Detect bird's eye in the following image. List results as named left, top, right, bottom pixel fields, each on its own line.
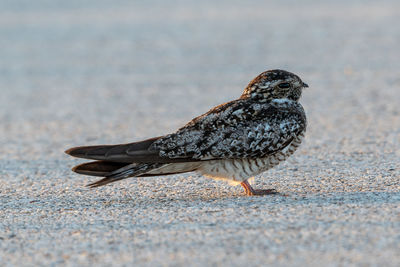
left=278, top=83, right=291, bottom=89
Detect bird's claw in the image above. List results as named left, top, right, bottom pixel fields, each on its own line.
left=249, top=189, right=278, bottom=196
left=241, top=180, right=279, bottom=196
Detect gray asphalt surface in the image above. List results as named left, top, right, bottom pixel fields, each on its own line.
left=1, top=0, right=399, bottom=266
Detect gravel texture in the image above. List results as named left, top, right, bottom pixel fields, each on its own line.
left=1, top=0, right=399, bottom=266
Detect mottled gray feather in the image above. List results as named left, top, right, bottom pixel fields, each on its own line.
left=151, top=98, right=306, bottom=160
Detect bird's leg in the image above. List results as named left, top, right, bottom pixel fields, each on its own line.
left=240, top=180, right=277, bottom=196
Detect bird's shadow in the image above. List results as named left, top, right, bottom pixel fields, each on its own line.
left=62, top=189, right=400, bottom=211
left=7, top=189, right=398, bottom=218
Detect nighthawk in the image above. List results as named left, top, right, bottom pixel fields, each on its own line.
left=65, top=69, right=308, bottom=196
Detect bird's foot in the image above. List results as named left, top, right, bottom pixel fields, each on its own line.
left=250, top=189, right=278, bottom=196
left=241, top=180, right=278, bottom=196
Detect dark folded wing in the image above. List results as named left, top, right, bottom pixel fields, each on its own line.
left=66, top=99, right=306, bottom=164
left=65, top=137, right=160, bottom=162
left=65, top=136, right=203, bottom=163
left=151, top=99, right=306, bottom=160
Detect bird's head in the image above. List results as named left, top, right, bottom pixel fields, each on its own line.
left=241, top=69, right=308, bottom=102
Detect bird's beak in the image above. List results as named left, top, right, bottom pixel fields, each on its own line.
left=302, top=82, right=309, bottom=88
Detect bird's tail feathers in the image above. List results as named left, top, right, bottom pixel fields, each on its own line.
left=72, top=161, right=130, bottom=177
left=72, top=160, right=203, bottom=188
left=87, top=162, right=164, bottom=188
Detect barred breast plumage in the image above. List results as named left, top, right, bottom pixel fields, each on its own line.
left=198, top=132, right=305, bottom=183
left=65, top=69, right=308, bottom=196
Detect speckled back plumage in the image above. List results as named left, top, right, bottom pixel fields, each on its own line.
left=151, top=99, right=306, bottom=160
left=66, top=69, right=308, bottom=193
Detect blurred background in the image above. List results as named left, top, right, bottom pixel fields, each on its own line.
left=0, top=0, right=399, bottom=266
left=1, top=0, right=399, bottom=156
